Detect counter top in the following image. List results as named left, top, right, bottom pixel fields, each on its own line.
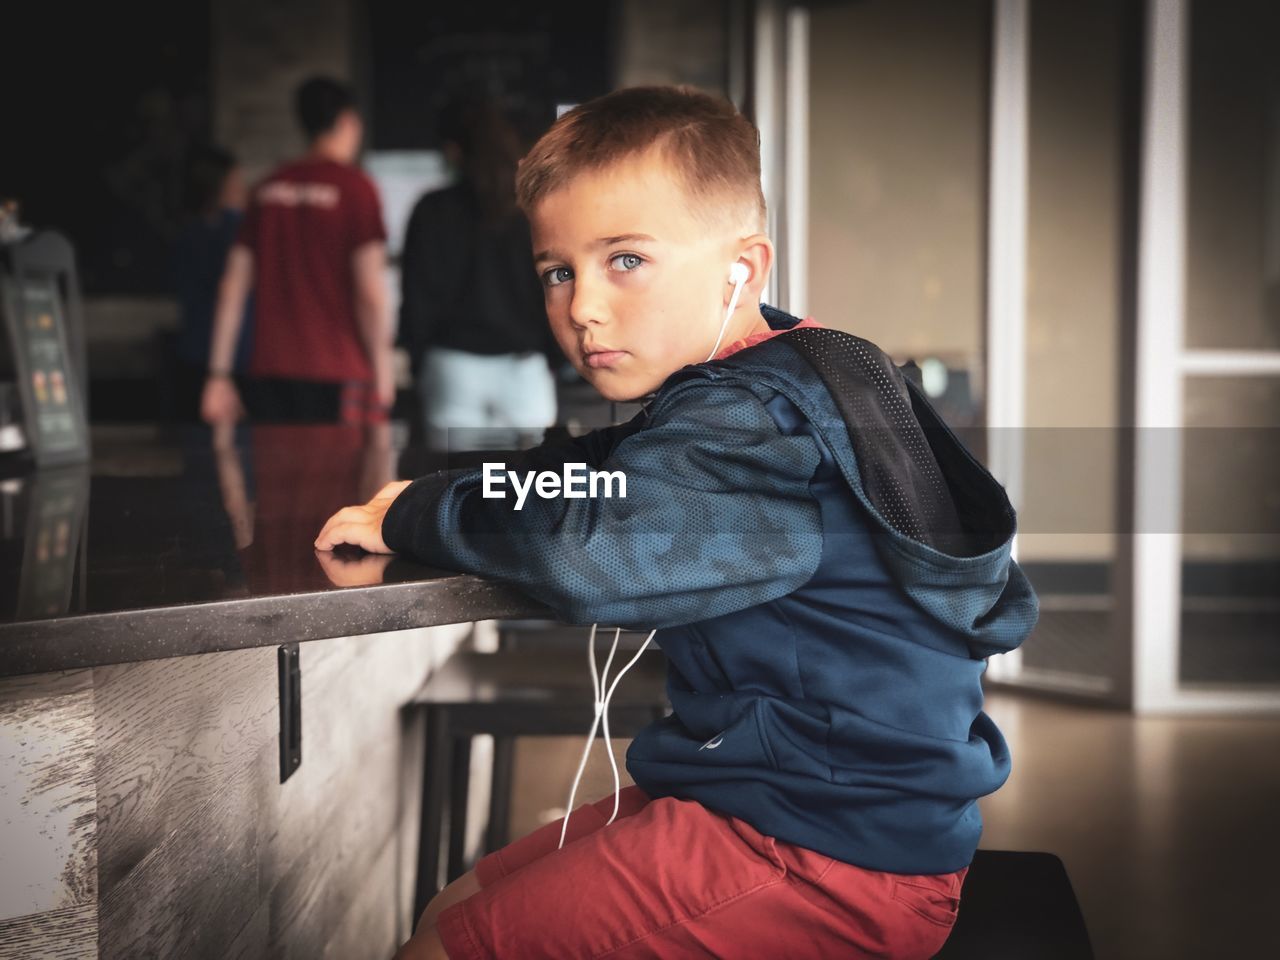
left=0, top=423, right=548, bottom=678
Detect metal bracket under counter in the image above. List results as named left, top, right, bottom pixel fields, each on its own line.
left=278, top=643, right=301, bottom=782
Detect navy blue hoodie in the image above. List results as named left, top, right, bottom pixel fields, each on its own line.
left=383, top=306, right=1039, bottom=875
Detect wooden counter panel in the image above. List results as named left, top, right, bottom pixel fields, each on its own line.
left=1, top=622, right=469, bottom=959
left=0, top=903, right=97, bottom=960
left=0, top=671, right=97, bottom=959
left=93, top=647, right=278, bottom=895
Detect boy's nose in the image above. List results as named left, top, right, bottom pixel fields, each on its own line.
left=568, top=280, right=610, bottom=329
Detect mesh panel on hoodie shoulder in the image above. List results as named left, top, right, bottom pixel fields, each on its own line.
left=778, top=327, right=984, bottom=557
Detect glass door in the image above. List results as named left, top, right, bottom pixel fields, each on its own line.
left=984, top=0, right=1139, bottom=704
left=1133, top=0, right=1280, bottom=712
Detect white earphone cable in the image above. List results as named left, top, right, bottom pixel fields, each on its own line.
left=558, top=624, right=657, bottom=849
left=705, top=267, right=748, bottom=363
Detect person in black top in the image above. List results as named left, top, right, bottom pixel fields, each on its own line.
left=398, top=97, right=559, bottom=447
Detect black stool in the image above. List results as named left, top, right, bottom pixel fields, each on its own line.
left=411, top=646, right=669, bottom=918
left=497, top=619, right=655, bottom=653
left=935, top=850, right=1093, bottom=959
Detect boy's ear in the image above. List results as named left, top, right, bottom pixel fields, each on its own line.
left=731, top=234, right=774, bottom=301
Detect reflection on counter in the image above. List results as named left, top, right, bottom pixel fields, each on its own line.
left=0, top=423, right=464, bottom=626
left=315, top=548, right=394, bottom=588
left=2, top=466, right=89, bottom=619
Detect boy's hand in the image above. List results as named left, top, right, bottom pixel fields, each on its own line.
left=314, top=480, right=413, bottom=553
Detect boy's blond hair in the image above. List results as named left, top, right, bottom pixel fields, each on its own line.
left=516, top=86, right=767, bottom=233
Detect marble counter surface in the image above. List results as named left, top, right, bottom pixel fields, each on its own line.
left=0, top=423, right=547, bottom=677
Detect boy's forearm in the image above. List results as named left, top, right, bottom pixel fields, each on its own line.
left=208, top=245, right=253, bottom=374
left=383, top=416, right=645, bottom=545
left=382, top=464, right=821, bottom=629
left=381, top=386, right=824, bottom=629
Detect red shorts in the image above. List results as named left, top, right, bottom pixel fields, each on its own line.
left=437, top=786, right=966, bottom=960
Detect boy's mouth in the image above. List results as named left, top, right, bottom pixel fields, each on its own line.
left=584, top=349, right=628, bottom=369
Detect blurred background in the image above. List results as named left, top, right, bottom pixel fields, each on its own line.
left=1, top=1, right=1278, bottom=956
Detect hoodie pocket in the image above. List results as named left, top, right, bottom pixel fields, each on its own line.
left=633, top=696, right=776, bottom=772
left=691, top=699, right=777, bottom=769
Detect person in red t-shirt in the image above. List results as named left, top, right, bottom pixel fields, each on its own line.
left=201, top=76, right=392, bottom=425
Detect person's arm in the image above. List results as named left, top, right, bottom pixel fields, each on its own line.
left=375, top=383, right=824, bottom=629
left=352, top=240, right=394, bottom=409
left=200, top=244, right=253, bottom=423
left=211, top=420, right=254, bottom=548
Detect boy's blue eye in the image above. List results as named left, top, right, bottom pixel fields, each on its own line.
left=611, top=253, right=643, bottom=272
left=544, top=266, right=573, bottom=287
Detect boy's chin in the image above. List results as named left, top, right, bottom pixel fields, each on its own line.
left=593, top=384, right=642, bottom=403
left=587, top=372, right=660, bottom=404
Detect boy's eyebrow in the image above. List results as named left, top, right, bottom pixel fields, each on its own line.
left=533, top=233, right=658, bottom=264
left=597, top=233, right=657, bottom=246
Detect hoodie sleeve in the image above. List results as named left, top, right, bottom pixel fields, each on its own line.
left=381, top=382, right=824, bottom=628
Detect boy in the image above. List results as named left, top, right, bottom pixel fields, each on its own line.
left=316, top=86, right=1038, bottom=960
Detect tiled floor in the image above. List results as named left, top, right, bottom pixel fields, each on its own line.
left=510, top=691, right=1280, bottom=959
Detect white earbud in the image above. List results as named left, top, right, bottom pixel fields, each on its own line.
left=705, top=261, right=750, bottom=362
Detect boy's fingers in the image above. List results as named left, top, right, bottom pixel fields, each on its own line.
left=316, top=505, right=363, bottom=548
left=316, top=519, right=390, bottom=554
left=315, top=494, right=398, bottom=551
left=316, top=521, right=360, bottom=551
left=315, top=515, right=359, bottom=550
left=314, top=513, right=341, bottom=549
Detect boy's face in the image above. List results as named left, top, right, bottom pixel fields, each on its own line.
left=530, top=148, right=742, bottom=402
